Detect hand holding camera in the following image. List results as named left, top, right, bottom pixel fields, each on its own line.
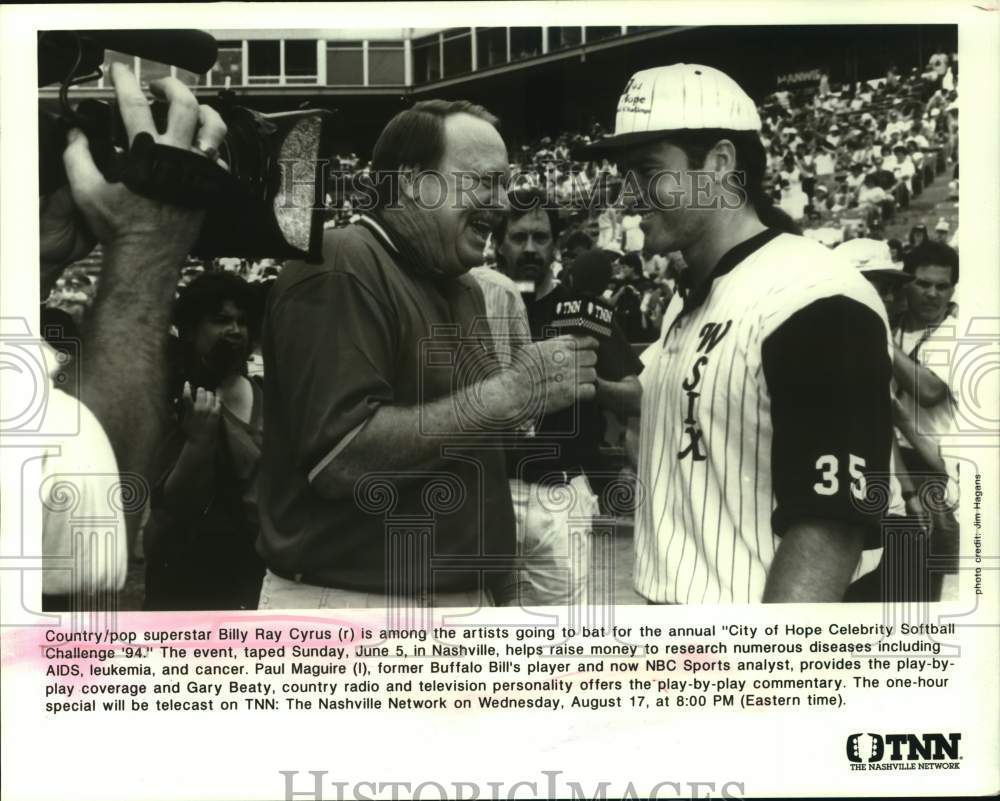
left=59, top=63, right=225, bottom=261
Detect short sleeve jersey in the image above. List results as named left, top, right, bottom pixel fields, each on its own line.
left=634, top=230, right=893, bottom=604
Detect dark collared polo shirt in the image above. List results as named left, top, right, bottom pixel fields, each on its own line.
left=257, top=215, right=515, bottom=595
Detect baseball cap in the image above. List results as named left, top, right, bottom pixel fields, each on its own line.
left=579, top=64, right=761, bottom=157
left=935, top=217, right=950, bottom=232
left=836, top=238, right=912, bottom=281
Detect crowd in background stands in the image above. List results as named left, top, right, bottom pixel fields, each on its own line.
left=44, top=48, right=959, bottom=348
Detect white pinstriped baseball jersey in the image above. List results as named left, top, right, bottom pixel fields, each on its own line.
left=634, top=231, right=890, bottom=604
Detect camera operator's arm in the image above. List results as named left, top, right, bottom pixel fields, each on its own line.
left=61, top=65, right=225, bottom=484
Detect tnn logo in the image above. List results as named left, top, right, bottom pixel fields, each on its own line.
left=846, top=733, right=961, bottom=763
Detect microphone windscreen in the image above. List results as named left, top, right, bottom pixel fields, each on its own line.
left=547, top=293, right=615, bottom=339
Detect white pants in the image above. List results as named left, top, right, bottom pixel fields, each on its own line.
left=502, top=474, right=597, bottom=606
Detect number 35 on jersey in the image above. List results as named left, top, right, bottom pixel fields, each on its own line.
left=813, top=454, right=867, bottom=499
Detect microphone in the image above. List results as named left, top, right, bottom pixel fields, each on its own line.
left=90, top=30, right=219, bottom=75
left=38, top=29, right=218, bottom=87
left=546, top=293, right=615, bottom=339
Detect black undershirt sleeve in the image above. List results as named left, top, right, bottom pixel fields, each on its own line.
left=762, top=295, right=892, bottom=544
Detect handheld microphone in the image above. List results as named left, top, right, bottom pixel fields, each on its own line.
left=546, top=293, right=615, bottom=339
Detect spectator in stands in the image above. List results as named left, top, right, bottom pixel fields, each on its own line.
left=893, top=239, right=961, bottom=582
left=863, top=168, right=897, bottom=227
left=886, top=143, right=914, bottom=206
left=144, top=272, right=265, bottom=610
left=928, top=46, right=950, bottom=89
left=639, top=241, right=668, bottom=279
left=562, top=230, right=594, bottom=270
left=907, top=223, right=928, bottom=252
left=892, top=242, right=959, bottom=496
left=827, top=123, right=842, bottom=147
left=934, top=218, right=951, bottom=242
left=595, top=205, right=622, bottom=251
left=609, top=252, right=650, bottom=342
left=814, top=140, right=836, bottom=181
left=621, top=209, right=644, bottom=253
left=779, top=152, right=800, bottom=185
left=846, top=162, right=866, bottom=197
left=778, top=177, right=809, bottom=222
left=838, top=237, right=913, bottom=320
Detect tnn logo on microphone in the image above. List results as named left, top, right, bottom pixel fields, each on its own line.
left=846, top=733, right=961, bottom=770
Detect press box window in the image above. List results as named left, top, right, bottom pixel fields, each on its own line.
left=475, top=28, right=507, bottom=68
left=510, top=28, right=542, bottom=61
left=368, top=42, right=404, bottom=85
left=412, top=34, right=441, bottom=84
left=211, top=41, right=243, bottom=87
left=327, top=43, right=363, bottom=85
left=585, top=27, right=621, bottom=43
left=248, top=40, right=280, bottom=85
left=548, top=27, right=582, bottom=52
left=442, top=29, right=472, bottom=77
left=285, top=40, right=318, bottom=84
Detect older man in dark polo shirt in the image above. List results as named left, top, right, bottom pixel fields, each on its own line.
left=258, top=100, right=598, bottom=609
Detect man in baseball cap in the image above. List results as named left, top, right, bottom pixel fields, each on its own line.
left=598, top=64, right=894, bottom=604
left=837, top=237, right=913, bottom=317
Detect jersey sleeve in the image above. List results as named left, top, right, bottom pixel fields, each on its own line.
left=761, top=295, right=892, bottom=542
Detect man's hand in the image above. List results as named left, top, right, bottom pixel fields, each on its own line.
left=505, top=334, right=599, bottom=419
left=39, top=186, right=97, bottom=285
left=180, top=382, right=221, bottom=447
left=62, top=63, right=226, bottom=257
left=310, top=334, right=600, bottom=501
left=596, top=375, right=642, bottom=419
